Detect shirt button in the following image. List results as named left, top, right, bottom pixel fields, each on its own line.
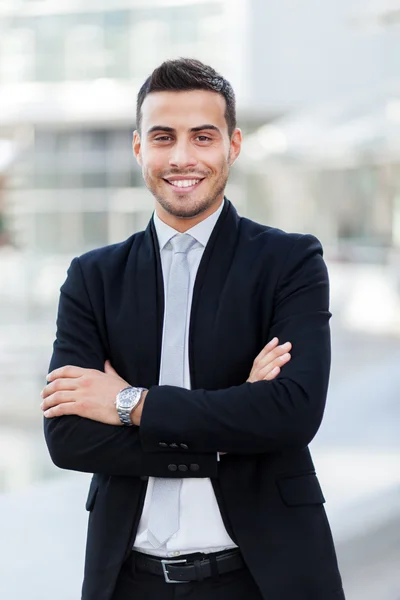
left=169, top=443, right=178, bottom=449
left=178, top=464, right=188, bottom=472
left=159, top=442, right=168, bottom=448
left=168, top=464, right=177, bottom=472
left=172, top=551, right=180, bottom=557
left=180, top=443, right=189, bottom=450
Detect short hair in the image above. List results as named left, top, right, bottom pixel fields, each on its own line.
left=136, top=58, right=236, bottom=137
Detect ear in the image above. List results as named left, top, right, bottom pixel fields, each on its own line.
left=228, top=128, right=242, bottom=166
left=133, top=130, right=142, bottom=166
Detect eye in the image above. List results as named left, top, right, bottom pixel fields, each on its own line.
left=154, top=135, right=173, bottom=142
left=196, top=135, right=212, bottom=142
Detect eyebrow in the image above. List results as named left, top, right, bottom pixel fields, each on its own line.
left=147, top=124, right=221, bottom=135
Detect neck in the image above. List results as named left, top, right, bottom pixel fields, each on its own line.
left=155, top=198, right=224, bottom=232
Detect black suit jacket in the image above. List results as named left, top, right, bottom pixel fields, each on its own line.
left=44, top=199, right=345, bottom=600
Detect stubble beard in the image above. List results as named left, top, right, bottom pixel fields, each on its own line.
left=144, top=161, right=230, bottom=220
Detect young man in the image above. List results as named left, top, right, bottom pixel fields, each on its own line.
left=42, top=59, right=345, bottom=600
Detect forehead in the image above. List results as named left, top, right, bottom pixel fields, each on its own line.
left=140, top=90, right=228, bottom=132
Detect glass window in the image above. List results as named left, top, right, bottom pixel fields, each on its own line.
left=104, top=11, right=130, bottom=79
left=0, top=27, right=36, bottom=83
left=64, top=14, right=106, bottom=81
left=82, top=211, right=108, bottom=249
left=35, top=16, right=66, bottom=81
left=106, top=171, right=132, bottom=188
left=33, top=212, right=82, bottom=253
left=35, top=131, right=57, bottom=154
left=33, top=171, right=59, bottom=189
left=82, top=130, right=108, bottom=152
left=81, top=172, right=107, bottom=188
left=131, top=20, right=170, bottom=78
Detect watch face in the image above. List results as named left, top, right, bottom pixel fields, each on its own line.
left=120, top=397, right=132, bottom=408
left=119, top=388, right=133, bottom=408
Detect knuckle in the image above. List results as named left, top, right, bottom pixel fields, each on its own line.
left=53, top=405, right=63, bottom=416
left=54, top=391, right=66, bottom=403
left=81, top=376, right=92, bottom=388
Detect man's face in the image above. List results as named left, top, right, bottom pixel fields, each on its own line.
left=133, top=90, right=242, bottom=229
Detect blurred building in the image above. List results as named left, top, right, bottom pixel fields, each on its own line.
left=1, top=0, right=400, bottom=254
left=0, top=0, right=250, bottom=255
left=241, top=87, right=400, bottom=264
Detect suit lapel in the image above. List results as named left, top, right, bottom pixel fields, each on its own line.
left=189, top=199, right=240, bottom=390
left=133, top=218, right=164, bottom=388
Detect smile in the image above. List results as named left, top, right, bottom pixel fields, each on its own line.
left=164, top=178, right=204, bottom=192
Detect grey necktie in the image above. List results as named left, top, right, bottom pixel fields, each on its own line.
left=147, top=233, right=197, bottom=549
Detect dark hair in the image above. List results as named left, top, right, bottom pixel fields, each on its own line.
left=136, top=58, right=236, bottom=137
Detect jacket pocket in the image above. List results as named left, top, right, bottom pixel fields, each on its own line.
left=85, top=476, right=99, bottom=512
left=277, top=472, right=325, bottom=506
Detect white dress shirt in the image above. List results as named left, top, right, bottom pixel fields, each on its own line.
left=133, top=200, right=237, bottom=557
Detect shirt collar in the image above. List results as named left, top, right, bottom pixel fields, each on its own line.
left=153, top=199, right=224, bottom=251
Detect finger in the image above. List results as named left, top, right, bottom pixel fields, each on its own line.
left=41, top=378, right=79, bottom=399
left=256, top=342, right=292, bottom=370
left=41, top=391, right=76, bottom=411
left=47, top=365, right=88, bottom=382
left=258, top=340, right=292, bottom=364
left=253, top=337, right=279, bottom=363
left=264, top=366, right=280, bottom=381
left=104, top=360, right=118, bottom=375
left=44, top=402, right=79, bottom=419
left=259, top=353, right=291, bottom=379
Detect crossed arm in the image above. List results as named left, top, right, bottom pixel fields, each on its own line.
left=42, top=234, right=331, bottom=476
left=41, top=338, right=291, bottom=426
left=41, top=340, right=291, bottom=474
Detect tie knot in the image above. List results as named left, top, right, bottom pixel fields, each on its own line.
left=170, top=233, right=197, bottom=255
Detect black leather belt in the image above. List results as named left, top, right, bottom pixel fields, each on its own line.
left=132, top=549, right=244, bottom=583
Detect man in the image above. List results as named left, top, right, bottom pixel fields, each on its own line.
left=42, top=58, right=345, bottom=600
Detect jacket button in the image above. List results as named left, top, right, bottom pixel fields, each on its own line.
left=180, top=443, right=189, bottom=450
left=169, top=443, right=178, bottom=449
left=190, top=464, right=200, bottom=472
left=178, top=464, right=188, bottom=472
left=168, top=464, right=178, bottom=472
left=159, top=442, right=168, bottom=448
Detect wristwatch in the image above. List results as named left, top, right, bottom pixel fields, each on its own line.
left=115, top=387, right=147, bottom=426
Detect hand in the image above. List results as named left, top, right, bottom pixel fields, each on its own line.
left=40, top=360, right=129, bottom=425
left=220, top=338, right=291, bottom=456
left=247, top=337, right=292, bottom=383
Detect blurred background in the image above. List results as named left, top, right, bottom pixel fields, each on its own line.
left=0, top=0, right=399, bottom=598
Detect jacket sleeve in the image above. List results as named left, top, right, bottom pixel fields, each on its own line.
left=43, top=257, right=218, bottom=478
left=140, top=234, right=331, bottom=455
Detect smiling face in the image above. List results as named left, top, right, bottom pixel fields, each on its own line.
left=133, top=90, right=242, bottom=231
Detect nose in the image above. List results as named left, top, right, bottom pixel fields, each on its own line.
left=168, top=139, right=198, bottom=169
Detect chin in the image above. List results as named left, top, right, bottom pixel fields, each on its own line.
left=155, top=192, right=215, bottom=220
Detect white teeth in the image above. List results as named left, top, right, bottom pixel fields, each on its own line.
left=169, top=179, right=200, bottom=188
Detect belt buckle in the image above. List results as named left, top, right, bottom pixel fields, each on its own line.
left=161, top=558, right=189, bottom=584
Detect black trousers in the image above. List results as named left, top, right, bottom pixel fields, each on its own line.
left=112, top=552, right=263, bottom=600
